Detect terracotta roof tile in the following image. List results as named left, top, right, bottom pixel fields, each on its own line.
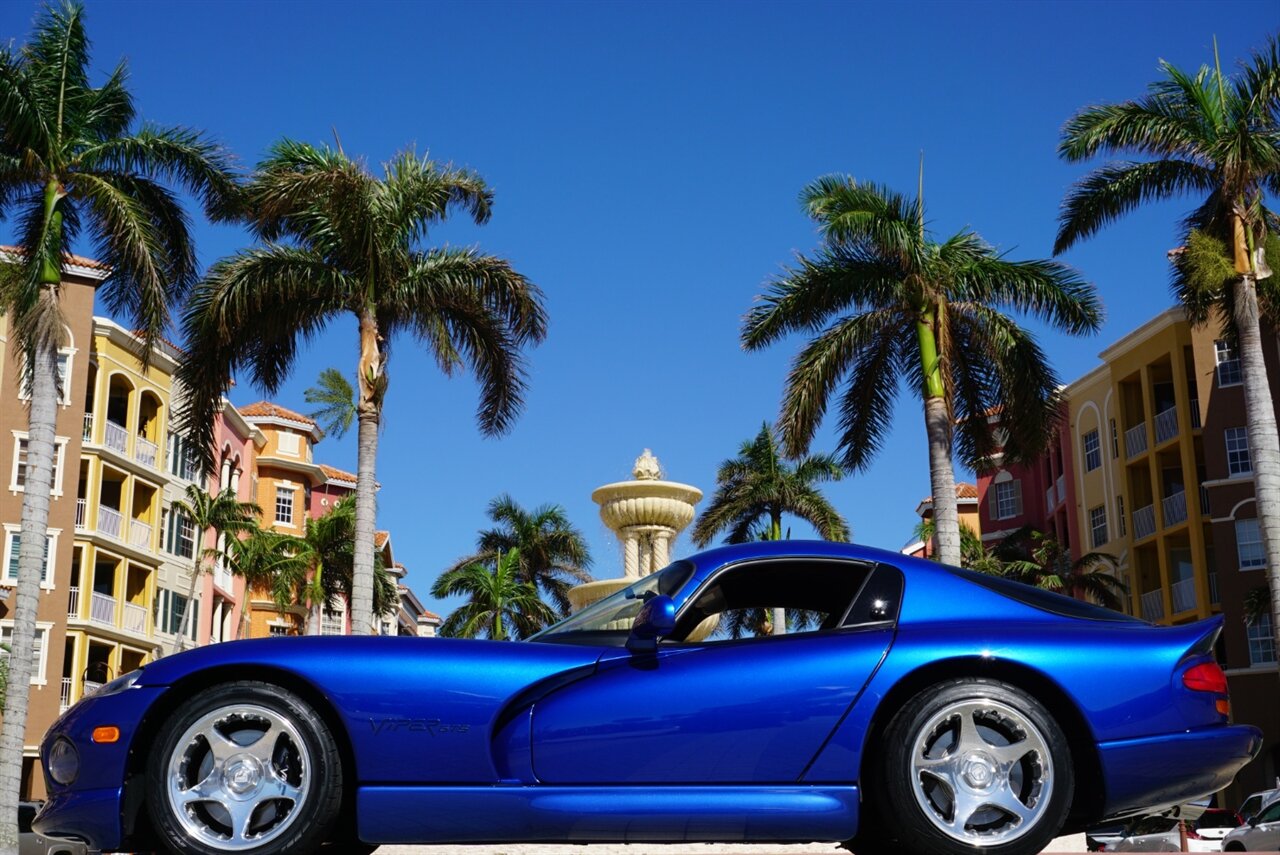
left=239, top=401, right=318, bottom=427
left=374, top=530, right=390, bottom=548
left=919, top=482, right=979, bottom=504
left=319, top=463, right=357, bottom=483
left=0, top=245, right=110, bottom=272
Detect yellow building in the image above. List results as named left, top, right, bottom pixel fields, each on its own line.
left=64, top=319, right=196, bottom=707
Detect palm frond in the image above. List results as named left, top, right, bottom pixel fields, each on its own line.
left=304, top=367, right=356, bottom=439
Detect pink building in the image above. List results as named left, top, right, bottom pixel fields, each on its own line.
left=197, top=400, right=264, bottom=645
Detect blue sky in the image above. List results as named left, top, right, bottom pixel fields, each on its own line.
left=1, top=0, right=1270, bottom=617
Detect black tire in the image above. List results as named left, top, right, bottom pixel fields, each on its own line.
left=147, top=680, right=344, bottom=855
left=866, top=677, right=1074, bottom=855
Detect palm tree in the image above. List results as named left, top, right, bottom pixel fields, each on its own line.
left=0, top=3, right=233, bottom=836
left=994, top=528, right=1128, bottom=611
left=222, top=528, right=311, bottom=635
left=298, top=496, right=398, bottom=634
left=432, top=548, right=556, bottom=640
left=179, top=141, right=546, bottom=637
left=447, top=495, right=592, bottom=618
left=304, top=368, right=356, bottom=439
left=169, top=484, right=260, bottom=650
left=743, top=175, right=1102, bottom=567
left=912, top=518, right=1007, bottom=576
left=692, top=422, right=850, bottom=635
left=1056, top=37, right=1280, bottom=670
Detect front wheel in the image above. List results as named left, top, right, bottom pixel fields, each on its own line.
left=870, top=678, right=1074, bottom=855
left=147, top=680, right=344, bottom=855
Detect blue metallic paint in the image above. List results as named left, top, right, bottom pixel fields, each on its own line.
left=33, top=541, right=1262, bottom=852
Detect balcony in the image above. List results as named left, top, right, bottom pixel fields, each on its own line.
left=1162, top=490, right=1188, bottom=528
left=1199, top=485, right=1211, bottom=517
left=97, top=506, right=123, bottom=539
left=1125, top=422, right=1148, bottom=458
left=1154, top=406, right=1179, bottom=444
left=103, top=420, right=128, bottom=454
left=82, top=413, right=93, bottom=441
left=213, top=559, right=233, bottom=593
left=1141, top=589, right=1165, bottom=622
left=134, top=436, right=158, bottom=468
left=74, top=498, right=87, bottom=531
left=67, top=585, right=80, bottom=618
left=59, top=677, right=71, bottom=713
left=1171, top=577, right=1197, bottom=613
left=1056, top=474, right=1065, bottom=505
left=1190, top=398, right=1201, bottom=430
left=129, top=519, right=152, bottom=550
left=122, top=601, right=147, bottom=634
left=1045, top=485, right=1056, bottom=511
left=89, top=591, right=116, bottom=625
left=1133, top=504, right=1157, bottom=540
left=1209, top=572, right=1220, bottom=605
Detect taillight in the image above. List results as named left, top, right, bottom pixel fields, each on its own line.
left=1183, top=661, right=1228, bottom=694
left=1186, top=825, right=1201, bottom=839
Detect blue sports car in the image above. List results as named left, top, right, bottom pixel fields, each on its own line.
left=35, top=541, right=1260, bottom=855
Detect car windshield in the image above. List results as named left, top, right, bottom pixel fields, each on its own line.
left=530, top=561, right=694, bottom=643
left=1196, top=811, right=1240, bottom=830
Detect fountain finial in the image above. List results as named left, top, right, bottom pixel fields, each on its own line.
left=632, top=448, right=662, bottom=481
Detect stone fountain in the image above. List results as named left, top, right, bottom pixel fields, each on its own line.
left=567, top=450, right=703, bottom=613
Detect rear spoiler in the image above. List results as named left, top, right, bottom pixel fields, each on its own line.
left=1165, top=615, right=1224, bottom=661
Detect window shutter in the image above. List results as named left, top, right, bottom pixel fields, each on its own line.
left=1011, top=480, right=1023, bottom=516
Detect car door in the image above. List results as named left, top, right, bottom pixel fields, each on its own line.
left=1251, top=801, right=1280, bottom=850
left=530, top=559, right=900, bottom=784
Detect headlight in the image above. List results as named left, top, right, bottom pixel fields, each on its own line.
left=47, top=738, right=78, bottom=786
left=90, top=669, right=143, bottom=698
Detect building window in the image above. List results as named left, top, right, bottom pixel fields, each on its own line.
left=1109, top=419, right=1119, bottom=459
left=268, top=623, right=290, bottom=637
left=3, top=528, right=54, bottom=585
left=277, top=432, right=300, bottom=456
left=0, top=623, right=49, bottom=684
left=1089, top=505, right=1108, bottom=548
left=155, top=589, right=197, bottom=641
left=1236, top=518, right=1266, bottom=569
left=164, top=509, right=197, bottom=560
left=321, top=609, right=344, bottom=636
left=992, top=479, right=1022, bottom=520
left=10, top=435, right=67, bottom=495
left=167, top=432, right=201, bottom=482
left=1226, top=427, right=1252, bottom=476
left=274, top=486, right=294, bottom=525
left=19, top=351, right=72, bottom=405
left=1215, top=340, right=1243, bottom=386
left=1117, top=495, right=1126, bottom=537
left=1082, top=430, right=1101, bottom=471
left=1248, top=614, right=1276, bottom=667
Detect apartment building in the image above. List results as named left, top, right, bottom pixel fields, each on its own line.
left=0, top=251, right=107, bottom=797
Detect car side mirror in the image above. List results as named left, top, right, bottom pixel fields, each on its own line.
left=627, top=594, right=676, bottom=653
left=1248, top=816, right=1259, bottom=827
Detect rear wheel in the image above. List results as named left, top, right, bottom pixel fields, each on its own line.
left=147, top=681, right=343, bottom=855
left=867, top=678, right=1073, bottom=855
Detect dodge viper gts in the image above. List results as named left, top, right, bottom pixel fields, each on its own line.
left=34, top=541, right=1260, bottom=855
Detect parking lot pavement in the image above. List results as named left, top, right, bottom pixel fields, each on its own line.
left=374, top=833, right=1091, bottom=853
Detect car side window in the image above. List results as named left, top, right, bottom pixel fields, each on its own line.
left=1241, top=797, right=1261, bottom=819
left=669, top=558, right=873, bottom=643
left=1259, top=802, right=1280, bottom=823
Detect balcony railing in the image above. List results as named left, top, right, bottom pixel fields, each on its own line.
left=122, top=601, right=147, bottom=634
left=89, top=591, right=116, bottom=625
left=67, top=585, right=80, bottom=618
left=1200, top=485, right=1211, bottom=517
left=97, top=506, right=123, bottom=539
left=74, top=498, right=87, bottom=531
left=135, top=436, right=158, bottom=468
left=103, top=419, right=128, bottom=454
left=1171, top=577, right=1198, bottom=614
left=1162, top=490, right=1188, bottom=528
left=1190, top=398, right=1201, bottom=429
left=1154, top=406, right=1179, bottom=444
left=1045, top=485, right=1056, bottom=511
left=1055, top=474, right=1065, bottom=504
left=213, top=559, right=233, bottom=593
left=59, top=677, right=72, bottom=712
left=129, top=519, right=152, bottom=550
left=1209, top=572, right=1220, bottom=605
left=1125, top=422, right=1148, bottom=458
left=82, top=413, right=93, bottom=441
left=1133, top=504, right=1157, bottom=540
left=1141, top=589, right=1165, bottom=622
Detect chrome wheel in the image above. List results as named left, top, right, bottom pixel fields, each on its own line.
left=909, top=697, right=1053, bottom=846
left=165, top=703, right=310, bottom=851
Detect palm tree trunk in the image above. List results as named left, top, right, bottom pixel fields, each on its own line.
left=350, top=311, right=382, bottom=636
left=174, top=546, right=203, bottom=653
left=918, top=307, right=960, bottom=567
left=1232, top=273, right=1280, bottom=685
left=0, top=336, right=59, bottom=849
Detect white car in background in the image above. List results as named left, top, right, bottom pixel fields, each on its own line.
left=1109, top=814, right=1223, bottom=852
left=1223, top=797, right=1280, bottom=851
